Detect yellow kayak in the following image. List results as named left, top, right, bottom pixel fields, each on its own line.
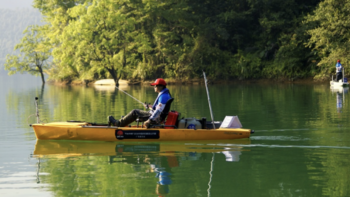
left=31, top=121, right=253, bottom=142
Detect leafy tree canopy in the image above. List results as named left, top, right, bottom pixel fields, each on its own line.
left=306, top=0, right=350, bottom=79
left=12, top=0, right=344, bottom=82
left=5, top=25, right=51, bottom=84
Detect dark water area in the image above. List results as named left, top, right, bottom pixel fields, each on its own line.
left=1, top=74, right=350, bottom=196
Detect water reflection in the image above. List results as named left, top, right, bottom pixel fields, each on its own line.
left=222, top=148, right=241, bottom=162
left=93, top=83, right=129, bottom=92
left=331, top=86, right=348, bottom=113
left=93, top=85, right=116, bottom=92
left=32, top=140, right=249, bottom=196
left=4, top=76, right=350, bottom=196
left=33, top=140, right=249, bottom=159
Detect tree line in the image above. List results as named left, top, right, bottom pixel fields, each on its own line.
left=4, top=0, right=348, bottom=84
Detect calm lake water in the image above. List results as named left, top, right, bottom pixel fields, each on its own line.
left=1, top=73, right=350, bottom=197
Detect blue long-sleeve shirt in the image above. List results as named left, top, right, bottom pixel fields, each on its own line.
left=336, top=62, right=342, bottom=73
left=149, top=88, right=171, bottom=121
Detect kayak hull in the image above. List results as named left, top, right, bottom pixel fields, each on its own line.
left=330, top=80, right=349, bottom=87
left=32, top=122, right=252, bottom=141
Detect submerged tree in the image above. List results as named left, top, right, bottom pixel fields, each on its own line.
left=4, top=25, right=51, bottom=84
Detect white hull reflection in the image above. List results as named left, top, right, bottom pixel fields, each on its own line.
left=330, top=86, right=349, bottom=93
left=93, top=79, right=129, bottom=92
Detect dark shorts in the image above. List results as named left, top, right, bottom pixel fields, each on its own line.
left=336, top=72, right=343, bottom=81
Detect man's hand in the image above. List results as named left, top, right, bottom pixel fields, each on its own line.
left=143, top=102, right=152, bottom=109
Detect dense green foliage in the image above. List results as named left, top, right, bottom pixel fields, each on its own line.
left=27, top=0, right=326, bottom=83
left=7, top=0, right=350, bottom=82
left=306, top=0, right=350, bottom=80
left=0, top=8, right=42, bottom=74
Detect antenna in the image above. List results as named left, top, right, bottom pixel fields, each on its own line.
left=203, top=71, right=215, bottom=129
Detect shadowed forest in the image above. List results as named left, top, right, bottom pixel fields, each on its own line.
left=3, top=0, right=349, bottom=84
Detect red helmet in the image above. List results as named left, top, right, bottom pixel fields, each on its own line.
left=337, top=60, right=340, bottom=62
left=150, top=78, right=166, bottom=86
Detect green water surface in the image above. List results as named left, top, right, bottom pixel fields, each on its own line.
left=1, top=74, right=350, bottom=197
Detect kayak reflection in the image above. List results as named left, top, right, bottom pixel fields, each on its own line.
left=33, top=139, right=250, bottom=160
left=32, top=140, right=250, bottom=196
left=331, top=86, right=348, bottom=114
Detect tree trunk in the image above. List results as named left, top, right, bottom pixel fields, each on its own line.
left=114, top=77, right=119, bottom=87
left=37, top=65, right=45, bottom=84
left=40, top=71, right=45, bottom=84
left=106, top=67, right=119, bottom=87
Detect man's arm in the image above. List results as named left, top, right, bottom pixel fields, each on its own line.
left=144, top=103, right=165, bottom=128
left=149, top=102, right=166, bottom=121
left=144, top=96, right=170, bottom=128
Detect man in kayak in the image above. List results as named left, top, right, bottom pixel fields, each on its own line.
left=108, top=78, right=172, bottom=128
left=335, top=59, right=343, bottom=82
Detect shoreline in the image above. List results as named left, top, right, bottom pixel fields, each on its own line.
left=47, top=77, right=329, bottom=86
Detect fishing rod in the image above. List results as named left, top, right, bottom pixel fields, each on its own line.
left=115, top=86, right=150, bottom=109
left=203, top=71, right=216, bottom=129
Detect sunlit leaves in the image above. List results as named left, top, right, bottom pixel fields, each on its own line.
left=24, top=0, right=327, bottom=82
left=306, top=0, right=350, bottom=79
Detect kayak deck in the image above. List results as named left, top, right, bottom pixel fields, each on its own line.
left=31, top=122, right=253, bottom=141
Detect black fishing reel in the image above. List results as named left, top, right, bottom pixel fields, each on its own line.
left=144, top=102, right=151, bottom=109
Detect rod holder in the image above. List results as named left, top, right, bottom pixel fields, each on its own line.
left=35, top=97, right=40, bottom=123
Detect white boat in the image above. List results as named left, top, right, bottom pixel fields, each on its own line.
left=330, top=68, right=349, bottom=87
left=94, top=79, right=129, bottom=86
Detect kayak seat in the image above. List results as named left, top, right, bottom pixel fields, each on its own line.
left=146, top=98, right=177, bottom=128
left=159, top=98, right=174, bottom=123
